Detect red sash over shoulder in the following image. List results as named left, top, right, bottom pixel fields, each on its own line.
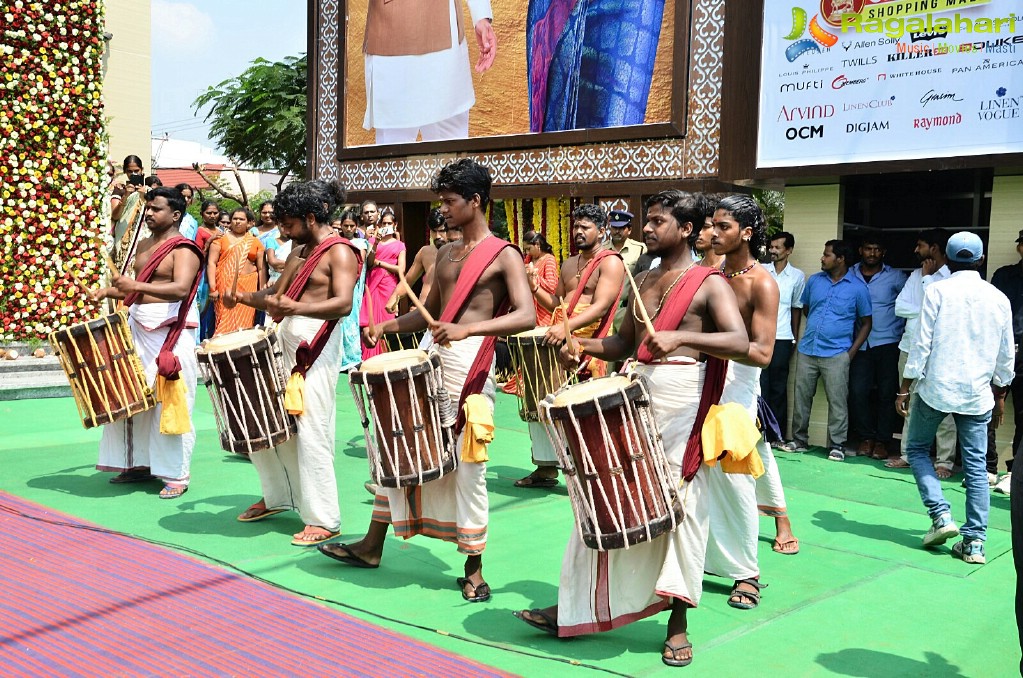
left=565, top=248, right=623, bottom=339
left=438, top=236, right=515, bottom=433
left=276, top=235, right=362, bottom=380
left=637, top=266, right=728, bottom=481
left=123, top=235, right=203, bottom=380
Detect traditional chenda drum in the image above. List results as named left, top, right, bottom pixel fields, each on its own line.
left=541, top=374, right=682, bottom=551
left=507, top=326, right=571, bottom=421
left=196, top=327, right=294, bottom=455
left=350, top=349, right=457, bottom=487
left=49, top=311, right=156, bottom=429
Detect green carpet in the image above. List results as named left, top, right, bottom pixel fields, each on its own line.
left=0, top=376, right=1016, bottom=677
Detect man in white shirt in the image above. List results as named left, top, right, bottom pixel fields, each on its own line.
left=760, top=231, right=804, bottom=438
left=897, top=232, right=1014, bottom=565
left=887, top=229, right=957, bottom=475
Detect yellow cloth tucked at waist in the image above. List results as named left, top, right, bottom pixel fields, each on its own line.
left=550, top=303, right=600, bottom=338
left=701, top=402, right=764, bottom=478
left=461, top=393, right=494, bottom=463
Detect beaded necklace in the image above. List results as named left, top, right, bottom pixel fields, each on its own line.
left=720, top=261, right=758, bottom=279
left=632, top=262, right=697, bottom=324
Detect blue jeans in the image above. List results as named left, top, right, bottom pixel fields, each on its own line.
left=905, top=394, right=991, bottom=542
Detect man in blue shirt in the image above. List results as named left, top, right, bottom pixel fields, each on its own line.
left=848, top=237, right=907, bottom=460
left=781, top=240, right=872, bottom=461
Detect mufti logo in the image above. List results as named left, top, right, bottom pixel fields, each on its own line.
left=786, top=125, right=824, bottom=140
left=832, top=74, right=867, bottom=89
left=777, top=104, right=835, bottom=122
left=846, top=121, right=890, bottom=134
left=779, top=79, right=825, bottom=92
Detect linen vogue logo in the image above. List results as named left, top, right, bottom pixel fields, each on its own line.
left=978, top=87, right=1021, bottom=121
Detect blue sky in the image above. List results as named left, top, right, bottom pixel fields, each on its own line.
left=151, top=0, right=308, bottom=151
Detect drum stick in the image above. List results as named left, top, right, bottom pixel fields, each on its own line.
left=103, top=251, right=119, bottom=278
left=399, top=271, right=450, bottom=349
left=56, top=256, right=90, bottom=296
left=623, top=266, right=657, bottom=338
left=231, top=259, right=241, bottom=298
left=560, top=304, right=577, bottom=357
left=363, top=281, right=378, bottom=338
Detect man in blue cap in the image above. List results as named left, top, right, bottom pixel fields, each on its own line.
left=896, top=231, right=1014, bottom=565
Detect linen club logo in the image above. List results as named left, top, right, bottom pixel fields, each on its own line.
left=782, top=5, right=840, bottom=62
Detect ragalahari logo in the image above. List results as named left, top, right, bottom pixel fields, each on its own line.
left=782, top=5, right=841, bottom=62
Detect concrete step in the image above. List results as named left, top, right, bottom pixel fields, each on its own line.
left=0, top=355, right=62, bottom=373
left=0, top=371, right=72, bottom=401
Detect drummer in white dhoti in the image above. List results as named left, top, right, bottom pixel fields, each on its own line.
left=92, top=187, right=204, bottom=499
left=223, top=180, right=362, bottom=547
left=319, top=159, right=535, bottom=604
left=703, top=194, right=800, bottom=612
left=515, top=190, right=749, bottom=668
left=518, top=204, right=625, bottom=488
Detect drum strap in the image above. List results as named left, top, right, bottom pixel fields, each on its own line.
left=439, top=236, right=516, bottom=434
left=565, top=249, right=623, bottom=339
left=636, top=266, right=728, bottom=482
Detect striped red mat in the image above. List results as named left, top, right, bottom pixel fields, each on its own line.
left=0, top=491, right=513, bottom=677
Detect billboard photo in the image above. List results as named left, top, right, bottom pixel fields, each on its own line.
left=757, top=0, right=1023, bottom=168
left=340, top=0, right=684, bottom=155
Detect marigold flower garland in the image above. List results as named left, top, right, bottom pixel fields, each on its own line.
left=0, top=0, right=108, bottom=340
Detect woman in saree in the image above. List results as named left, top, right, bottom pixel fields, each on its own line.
left=207, top=207, right=267, bottom=336
left=359, top=209, right=405, bottom=359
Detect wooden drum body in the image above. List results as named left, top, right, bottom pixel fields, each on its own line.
left=350, top=349, right=457, bottom=488
left=49, top=312, right=156, bottom=429
left=196, top=328, right=294, bottom=454
left=541, top=375, right=683, bottom=551
left=507, top=326, right=570, bottom=421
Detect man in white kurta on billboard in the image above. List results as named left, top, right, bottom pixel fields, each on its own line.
left=362, top=0, right=497, bottom=145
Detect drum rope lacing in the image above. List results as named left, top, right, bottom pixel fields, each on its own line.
left=51, top=312, right=153, bottom=428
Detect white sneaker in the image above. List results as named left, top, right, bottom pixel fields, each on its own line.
left=827, top=447, right=846, bottom=461
left=995, top=473, right=1012, bottom=495
left=922, top=512, right=959, bottom=547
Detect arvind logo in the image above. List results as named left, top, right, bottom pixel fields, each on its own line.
left=782, top=6, right=839, bottom=62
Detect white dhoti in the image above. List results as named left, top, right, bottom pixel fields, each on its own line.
left=756, top=443, right=788, bottom=517
left=97, top=303, right=198, bottom=484
left=372, top=335, right=493, bottom=555
left=704, top=362, right=761, bottom=581
left=250, top=316, right=343, bottom=532
left=528, top=421, right=559, bottom=467
left=557, top=363, right=709, bottom=637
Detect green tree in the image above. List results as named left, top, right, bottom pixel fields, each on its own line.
left=193, top=55, right=307, bottom=191
left=752, top=189, right=785, bottom=236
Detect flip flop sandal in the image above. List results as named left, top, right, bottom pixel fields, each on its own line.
left=514, top=473, right=558, bottom=488
left=237, top=503, right=286, bottom=522
left=291, top=530, right=340, bottom=547
left=456, top=577, right=491, bottom=602
left=662, top=640, right=694, bottom=667
left=159, top=484, right=188, bottom=499
left=772, top=538, right=800, bottom=555
left=727, top=578, right=765, bottom=610
left=110, top=469, right=155, bottom=484
left=318, top=543, right=379, bottom=568
left=513, top=609, right=558, bottom=636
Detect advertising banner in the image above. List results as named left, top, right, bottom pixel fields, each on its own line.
left=342, top=0, right=677, bottom=149
left=757, top=0, right=1023, bottom=168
